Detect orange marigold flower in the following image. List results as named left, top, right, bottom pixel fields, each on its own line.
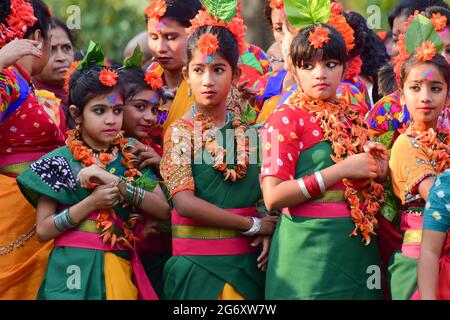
left=415, top=41, right=437, bottom=62
left=308, top=26, right=330, bottom=48
left=145, top=71, right=163, bottom=90
left=431, top=13, right=447, bottom=32
left=269, top=0, right=284, bottom=9
left=331, top=2, right=343, bottom=15
left=64, top=60, right=81, bottom=93
left=327, top=14, right=355, bottom=52
left=145, top=0, right=167, bottom=22
left=197, top=33, right=219, bottom=56
left=99, top=68, right=118, bottom=87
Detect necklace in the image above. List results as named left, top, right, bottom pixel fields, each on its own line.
left=289, top=89, right=385, bottom=245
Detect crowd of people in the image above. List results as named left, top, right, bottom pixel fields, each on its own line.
left=0, top=0, right=449, bottom=300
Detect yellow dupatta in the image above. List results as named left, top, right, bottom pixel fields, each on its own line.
left=152, top=64, right=195, bottom=137
left=255, top=94, right=281, bottom=125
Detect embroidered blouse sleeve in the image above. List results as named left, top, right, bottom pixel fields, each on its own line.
left=389, top=134, right=436, bottom=204
left=423, top=171, right=450, bottom=233
left=0, top=68, right=20, bottom=122
left=261, top=105, right=302, bottom=181
left=160, top=120, right=195, bottom=197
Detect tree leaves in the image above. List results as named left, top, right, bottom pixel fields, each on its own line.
left=405, top=14, right=444, bottom=54
left=284, top=0, right=331, bottom=29
left=201, top=0, right=238, bottom=23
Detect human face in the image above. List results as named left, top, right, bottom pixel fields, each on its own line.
left=77, top=93, right=124, bottom=150
left=184, top=49, right=237, bottom=110
left=401, top=63, right=449, bottom=129
left=36, top=27, right=74, bottom=86
left=281, top=22, right=296, bottom=72
left=391, top=15, right=408, bottom=58
left=147, top=18, right=188, bottom=72
left=294, top=59, right=344, bottom=102
left=30, top=29, right=51, bottom=76
left=438, top=27, right=450, bottom=62
left=271, top=8, right=285, bottom=45
left=122, top=90, right=159, bottom=139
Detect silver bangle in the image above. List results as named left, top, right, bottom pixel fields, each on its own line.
left=297, top=178, right=311, bottom=199
left=240, top=217, right=262, bottom=236
left=54, top=208, right=76, bottom=232
left=314, top=171, right=326, bottom=193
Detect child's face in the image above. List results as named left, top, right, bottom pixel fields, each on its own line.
left=294, top=59, right=344, bottom=102
left=78, top=92, right=124, bottom=149
left=184, top=49, right=238, bottom=109
left=401, top=63, right=449, bottom=129
left=122, top=90, right=159, bottom=139
left=147, top=18, right=188, bottom=72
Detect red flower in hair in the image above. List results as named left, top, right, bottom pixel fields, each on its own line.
left=64, top=60, right=81, bottom=93
left=198, top=33, right=219, bottom=56
left=431, top=13, right=447, bottom=32
left=327, top=14, right=355, bottom=52
left=145, top=71, right=164, bottom=90
left=269, top=0, right=284, bottom=10
left=145, top=0, right=167, bottom=22
left=99, top=68, right=118, bottom=87
left=331, top=1, right=343, bottom=15
left=308, top=26, right=330, bottom=48
left=415, top=41, right=437, bottom=62
left=0, top=0, right=38, bottom=48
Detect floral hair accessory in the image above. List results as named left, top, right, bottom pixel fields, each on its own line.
left=64, top=60, right=81, bottom=93
left=269, top=0, right=284, bottom=10
left=331, top=1, right=343, bottom=15
left=431, top=13, right=447, bottom=32
left=198, top=33, right=220, bottom=56
left=187, top=0, right=247, bottom=55
left=415, top=41, right=437, bottom=62
left=308, top=26, right=330, bottom=48
left=99, top=68, right=118, bottom=87
left=145, top=0, right=167, bottom=22
left=145, top=71, right=163, bottom=90
left=0, top=0, right=37, bottom=48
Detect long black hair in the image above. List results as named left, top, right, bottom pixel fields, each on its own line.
left=118, top=67, right=162, bottom=102
left=388, top=0, right=449, bottom=29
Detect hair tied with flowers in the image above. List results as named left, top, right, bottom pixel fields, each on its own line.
left=198, top=32, right=220, bottom=57
left=308, top=26, right=330, bottom=48
left=145, top=0, right=167, bottom=22
left=431, top=12, right=447, bottom=32
left=145, top=71, right=163, bottom=90
left=0, top=0, right=37, bottom=48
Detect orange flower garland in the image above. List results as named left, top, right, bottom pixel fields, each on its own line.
left=344, top=55, right=363, bottom=80
left=64, top=60, right=81, bottom=93
left=327, top=13, right=355, bottom=53
left=145, top=0, right=167, bottom=22
left=308, top=26, right=330, bottom=48
left=145, top=71, right=164, bottom=90
left=431, top=13, right=447, bottom=32
left=415, top=41, right=437, bottom=62
left=289, top=89, right=385, bottom=245
left=198, top=33, right=220, bottom=56
left=99, top=68, right=118, bottom=87
left=66, top=130, right=143, bottom=250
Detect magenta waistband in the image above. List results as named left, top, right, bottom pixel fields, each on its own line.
left=400, top=211, right=423, bottom=231
left=54, top=211, right=158, bottom=300
left=284, top=202, right=351, bottom=218
left=171, top=207, right=258, bottom=256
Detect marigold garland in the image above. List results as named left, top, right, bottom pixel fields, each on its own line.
left=66, top=129, right=143, bottom=250
left=327, top=13, right=355, bottom=53
left=289, top=89, right=385, bottom=245
left=64, top=60, right=81, bottom=93
left=145, top=71, right=163, bottom=90
left=197, top=33, right=220, bottom=56
left=308, top=26, right=330, bottom=49
left=145, top=0, right=167, bottom=22
left=99, top=68, right=118, bottom=87
left=0, top=0, right=37, bottom=48
left=344, top=55, right=363, bottom=80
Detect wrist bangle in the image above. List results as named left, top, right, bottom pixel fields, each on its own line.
left=314, top=171, right=326, bottom=193
left=240, top=217, right=262, bottom=236
left=54, top=208, right=76, bottom=232
left=297, top=178, right=312, bottom=199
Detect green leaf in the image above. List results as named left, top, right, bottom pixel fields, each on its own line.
left=284, top=0, right=331, bottom=29
left=123, top=44, right=143, bottom=69
left=379, top=178, right=399, bottom=222
left=375, top=131, right=395, bottom=149
left=77, top=41, right=105, bottom=71
left=132, top=171, right=158, bottom=192
left=405, top=14, right=444, bottom=55
left=240, top=104, right=257, bottom=124
left=201, top=0, right=238, bottom=23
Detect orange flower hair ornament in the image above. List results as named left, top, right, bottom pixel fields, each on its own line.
left=415, top=41, right=437, bottom=62
left=308, top=26, right=330, bottom=48
left=0, top=0, right=37, bottom=48
left=99, top=68, right=118, bottom=87
left=145, top=0, right=167, bottom=23
left=431, top=13, right=448, bottom=32
left=145, top=71, right=164, bottom=90
left=269, top=0, right=284, bottom=10
left=64, top=60, right=81, bottom=93
left=197, top=33, right=220, bottom=57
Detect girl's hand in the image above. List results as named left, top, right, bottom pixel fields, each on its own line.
left=364, top=142, right=389, bottom=182
left=88, top=183, right=121, bottom=210
left=0, top=39, right=42, bottom=70
left=129, top=141, right=162, bottom=169
left=255, top=215, right=279, bottom=236
left=77, top=164, right=114, bottom=188
left=251, top=235, right=272, bottom=271
left=143, top=219, right=161, bottom=238
left=339, top=153, right=378, bottom=180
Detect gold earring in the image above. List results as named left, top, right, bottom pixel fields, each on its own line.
left=188, top=87, right=192, bottom=97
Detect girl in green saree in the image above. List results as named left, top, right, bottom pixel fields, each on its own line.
left=17, top=42, right=170, bottom=300
left=160, top=8, right=278, bottom=300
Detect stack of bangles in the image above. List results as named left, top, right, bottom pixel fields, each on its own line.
left=54, top=208, right=77, bottom=232
left=297, top=171, right=326, bottom=200
left=124, top=181, right=145, bottom=209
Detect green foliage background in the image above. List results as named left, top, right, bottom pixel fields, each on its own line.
left=46, top=0, right=450, bottom=62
